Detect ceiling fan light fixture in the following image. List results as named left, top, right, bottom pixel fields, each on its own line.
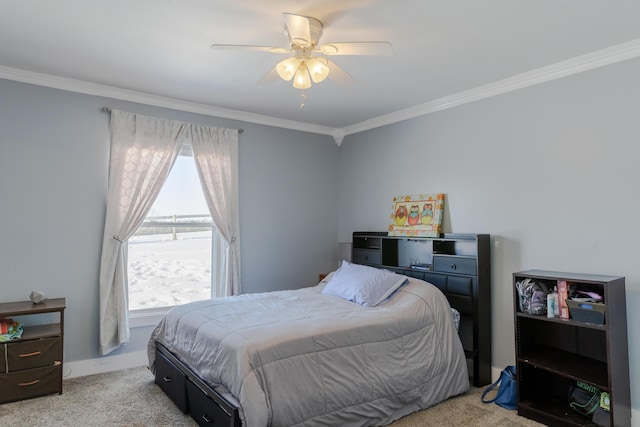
left=276, top=57, right=301, bottom=81
left=307, top=57, right=330, bottom=83
left=292, top=63, right=312, bottom=89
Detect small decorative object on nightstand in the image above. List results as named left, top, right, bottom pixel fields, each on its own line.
left=0, top=298, right=66, bottom=404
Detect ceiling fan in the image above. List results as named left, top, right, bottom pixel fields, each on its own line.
left=211, top=13, right=393, bottom=90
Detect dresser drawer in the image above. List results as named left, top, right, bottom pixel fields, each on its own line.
left=155, top=350, right=188, bottom=413
left=6, top=337, right=62, bottom=372
left=432, top=255, right=477, bottom=275
left=0, top=365, right=61, bottom=403
left=352, top=249, right=381, bottom=265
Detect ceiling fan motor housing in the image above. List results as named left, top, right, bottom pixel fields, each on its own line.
left=284, top=15, right=323, bottom=48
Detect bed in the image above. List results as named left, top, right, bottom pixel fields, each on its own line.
left=148, top=263, right=469, bottom=426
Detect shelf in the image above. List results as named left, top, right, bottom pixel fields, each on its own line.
left=0, top=298, right=66, bottom=317
left=513, top=269, right=630, bottom=426
left=19, top=323, right=62, bottom=341
left=518, top=395, right=599, bottom=426
left=518, top=346, right=608, bottom=390
left=516, top=312, right=606, bottom=331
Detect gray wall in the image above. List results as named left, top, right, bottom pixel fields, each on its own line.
left=2, top=54, right=639, bottom=415
left=0, top=78, right=340, bottom=361
left=338, top=57, right=640, bottom=413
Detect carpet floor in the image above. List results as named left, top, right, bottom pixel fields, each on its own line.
left=0, top=367, right=544, bottom=426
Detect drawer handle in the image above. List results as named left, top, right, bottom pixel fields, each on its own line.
left=18, top=351, right=41, bottom=358
left=18, top=380, right=40, bottom=387
left=450, top=264, right=457, bottom=270
left=162, top=375, right=173, bottom=383
left=202, top=414, right=213, bottom=423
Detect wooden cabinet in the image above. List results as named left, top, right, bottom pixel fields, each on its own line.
left=352, top=232, right=491, bottom=387
left=513, top=270, right=630, bottom=426
left=0, top=298, right=65, bottom=404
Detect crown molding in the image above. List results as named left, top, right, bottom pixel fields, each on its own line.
left=2, top=37, right=640, bottom=146
left=0, top=65, right=336, bottom=138
left=339, top=37, right=640, bottom=138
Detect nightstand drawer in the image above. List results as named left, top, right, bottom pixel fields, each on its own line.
left=7, top=338, right=62, bottom=372
left=0, top=344, right=5, bottom=373
left=433, top=255, right=476, bottom=275
left=0, top=365, right=61, bottom=403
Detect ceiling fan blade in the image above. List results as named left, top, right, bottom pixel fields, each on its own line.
left=257, top=66, right=280, bottom=85
left=210, top=44, right=290, bottom=54
left=283, top=13, right=315, bottom=47
left=318, top=42, right=393, bottom=56
left=325, top=59, right=356, bottom=85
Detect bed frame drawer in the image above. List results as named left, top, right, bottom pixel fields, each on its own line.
left=155, top=350, right=188, bottom=413
left=423, top=272, right=447, bottom=292
left=352, top=249, right=381, bottom=265
left=187, top=379, right=234, bottom=426
left=447, top=276, right=473, bottom=296
left=433, top=255, right=477, bottom=275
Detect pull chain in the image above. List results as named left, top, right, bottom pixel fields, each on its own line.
left=300, top=91, right=307, bottom=109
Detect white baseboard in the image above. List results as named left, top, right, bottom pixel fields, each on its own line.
left=64, top=350, right=148, bottom=379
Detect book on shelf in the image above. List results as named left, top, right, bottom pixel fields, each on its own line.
left=557, top=280, right=569, bottom=319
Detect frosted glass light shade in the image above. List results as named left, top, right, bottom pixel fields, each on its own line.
left=276, top=57, right=301, bottom=81
left=293, top=63, right=312, bottom=89
left=307, top=57, right=330, bottom=83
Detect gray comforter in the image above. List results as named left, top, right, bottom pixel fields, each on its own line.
left=148, top=276, right=469, bottom=426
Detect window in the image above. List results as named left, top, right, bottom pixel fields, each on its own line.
left=127, top=155, right=213, bottom=312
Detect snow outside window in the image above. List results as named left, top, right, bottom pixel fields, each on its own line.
left=127, top=155, right=213, bottom=312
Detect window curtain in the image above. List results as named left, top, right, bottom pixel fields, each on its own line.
left=99, top=109, right=241, bottom=355
left=99, top=110, right=186, bottom=355
left=191, top=126, right=241, bottom=297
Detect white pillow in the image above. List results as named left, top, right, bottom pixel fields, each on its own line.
left=321, top=261, right=407, bottom=307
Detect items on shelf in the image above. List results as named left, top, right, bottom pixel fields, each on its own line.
left=0, top=318, right=23, bottom=342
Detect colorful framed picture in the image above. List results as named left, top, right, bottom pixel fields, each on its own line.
left=388, top=193, right=444, bottom=237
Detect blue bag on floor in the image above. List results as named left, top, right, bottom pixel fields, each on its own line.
left=481, top=365, right=517, bottom=410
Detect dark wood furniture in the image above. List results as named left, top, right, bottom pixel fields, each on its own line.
left=352, top=232, right=491, bottom=387
left=0, top=297, right=65, bottom=404
left=155, top=343, right=241, bottom=426
left=513, top=270, right=630, bottom=426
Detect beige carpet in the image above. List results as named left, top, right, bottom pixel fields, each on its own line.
left=0, top=367, right=544, bottom=426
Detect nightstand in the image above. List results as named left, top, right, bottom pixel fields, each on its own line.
left=0, top=297, right=66, bottom=404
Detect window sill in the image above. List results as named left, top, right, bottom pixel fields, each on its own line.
left=129, top=307, right=170, bottom=328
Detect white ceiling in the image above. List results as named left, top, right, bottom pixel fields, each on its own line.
left=2, top=0, right=640, bottom=137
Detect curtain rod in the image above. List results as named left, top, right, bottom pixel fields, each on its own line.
left=101, top=107, right=243, bottom=133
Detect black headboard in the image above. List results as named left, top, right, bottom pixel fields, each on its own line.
left=351, top=232, right=491, bottom=387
